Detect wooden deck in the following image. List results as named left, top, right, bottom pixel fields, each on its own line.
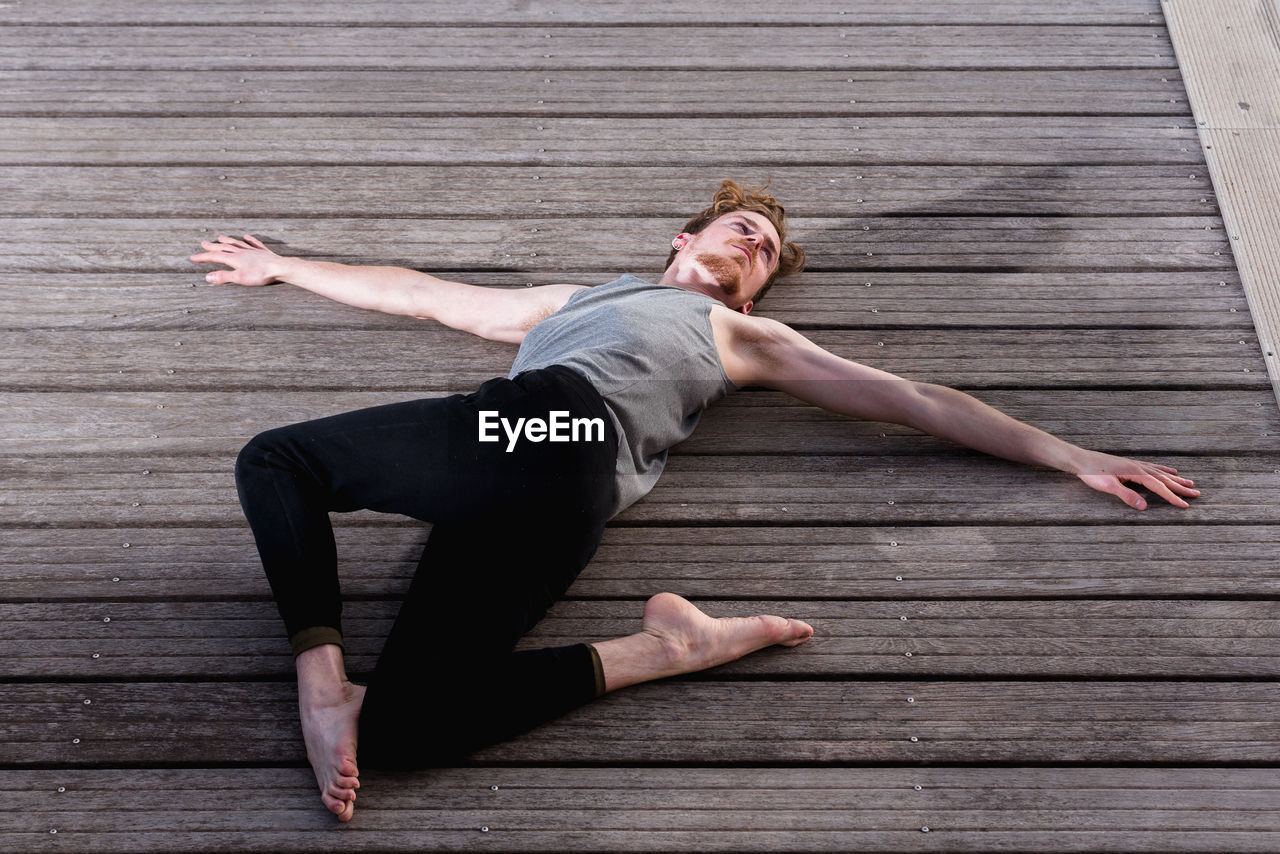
left=3, top=1, right=1280, bottom=851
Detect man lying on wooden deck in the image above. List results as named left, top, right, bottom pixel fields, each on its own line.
left=189, top=180, right=1199, bottom=822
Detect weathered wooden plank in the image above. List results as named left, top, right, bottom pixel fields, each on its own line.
left=9, top=765, right=1280, bottom=807
left=0, top=117, right=1207, bottom=166
left=14, top=807, right=1280, bottom=834
left=0, top=70, right=1188, bottom=116
left=9, top=829, right=1280, bottom=854
left=3, top=524, right=1277, bottom=602
left=10, top=776, right=1280, bottom=854
left=2, top=215, right=1236, bottom=274
left=3, top=599, right=1278, bottom=679
left=0, top=272, right=1252, bottom=331
left=0, top=165, right=1224, bottom=218
left=0, top=29, right=1183, bottom=73
left=0, top=0, right=1167, bottom=26
left=4, top=681, right=1278, bottom=766
left=0, top=453, right=1267, bottom=526
left=0, top=329, right=1266, bottom=392
left=1, top=389, right=1275, bottom=455
left=9, top=765, right=1280, bottom=853
left=1165, top=0, right=1280, bottom=407
left=0, top=1, right=1168, bottom=27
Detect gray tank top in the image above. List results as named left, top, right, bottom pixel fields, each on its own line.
left=509, top=274, right=738, bottom=515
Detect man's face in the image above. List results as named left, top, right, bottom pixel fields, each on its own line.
left=672, top=211, right=781, bottom=313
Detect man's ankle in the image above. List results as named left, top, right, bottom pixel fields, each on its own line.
left=296, top=643, right=349, bottom=699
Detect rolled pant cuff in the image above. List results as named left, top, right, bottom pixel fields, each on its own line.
left=290, top=626, right=345, bottom=658
left=587, top=642, right=606, bottom=697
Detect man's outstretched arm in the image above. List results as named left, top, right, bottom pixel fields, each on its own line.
left=188, top=234, right=582, bottom=343
left=714, top=311, right=1200, bottom=510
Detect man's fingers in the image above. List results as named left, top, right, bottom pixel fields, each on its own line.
left=1085, top=474, right=1147, bottom=509
left=190, top=251, right=232, bottom=264
left=1163, top=477, right=1201, bottom=497
left=243, top=233, right=267, bottom=249
left=1138, top=475, right=1191, bottom=509
left=1115, top=484, right=1147, bottom=510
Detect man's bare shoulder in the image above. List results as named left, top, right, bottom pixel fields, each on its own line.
left=708, top=305, right=809, bottom=385
left=709, top=304, right=797, bottom=344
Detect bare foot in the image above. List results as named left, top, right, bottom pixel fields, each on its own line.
left=592, top=593, right=814, bottom=693
left=641, top=592, right=814, bottom=675
left=299, top=679, right=365, bottom=822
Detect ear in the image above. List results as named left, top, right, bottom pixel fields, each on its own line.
left=737, top=299, right=754, bottom=315
left=672, top=232, right=693, bottom=250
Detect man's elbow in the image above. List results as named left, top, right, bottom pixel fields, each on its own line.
left=896, top=381, right=954, bottom=432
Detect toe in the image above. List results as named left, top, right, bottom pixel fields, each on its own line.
left=328, top=782, right=357, bottom=801
left=779, top=618, right=814, bottom=647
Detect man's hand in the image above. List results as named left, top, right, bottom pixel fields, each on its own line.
left=189, top=234, right=282, bottom=286
left=1073, top=450, right=1200, bottom=510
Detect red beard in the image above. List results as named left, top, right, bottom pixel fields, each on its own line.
left=694, top=251, right=743, bottom=295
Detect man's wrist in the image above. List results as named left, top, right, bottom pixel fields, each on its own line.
left=268, top=255, right=307, bottom=284
left=1051, top=443, right=1093, bottom=476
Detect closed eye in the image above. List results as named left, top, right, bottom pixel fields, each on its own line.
left=732, top=221, right=775, bottom=262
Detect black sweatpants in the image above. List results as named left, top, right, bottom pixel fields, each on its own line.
left=233, top=366, right=618, bottom=768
